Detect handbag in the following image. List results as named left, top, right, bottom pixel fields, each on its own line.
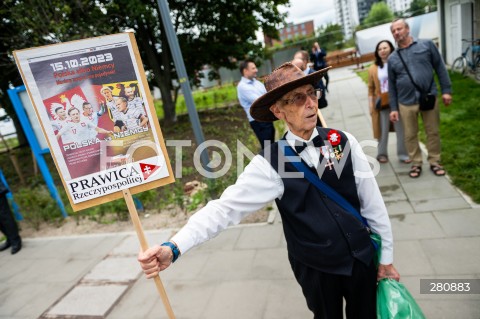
left=375, top=91, right=389, bottom=110
left=281, top=142, right=381, bottom=266
left=375, top=93, right=390, bottom=110
left=380, top=92, right=389, bottom=108
left=419, top=92, right=436, bottom=111
left=397, top=52, right=436, bottom=111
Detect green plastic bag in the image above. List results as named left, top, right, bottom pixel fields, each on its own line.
left=377, top=279, right=426, bottom=319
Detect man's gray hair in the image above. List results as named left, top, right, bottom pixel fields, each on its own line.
left=391, top=18, right=409, bottom=30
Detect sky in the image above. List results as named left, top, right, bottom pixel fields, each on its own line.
left=256, top=0, right=336, bottom=42
left=279, top=0, right=336, bottom=30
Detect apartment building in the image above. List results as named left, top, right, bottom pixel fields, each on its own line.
left=334, top=0, right=360, bottom=38
left=335, top=0, right=413, bottom=38
left=264, top=20, right=315, bottom=47
left=386, top=0, right=413, bottom=13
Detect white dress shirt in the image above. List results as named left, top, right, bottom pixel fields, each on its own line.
left=171, top=129, right=394, bottom=265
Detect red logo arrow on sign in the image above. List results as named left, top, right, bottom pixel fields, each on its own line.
left=139, top=163, right=160, bottom=180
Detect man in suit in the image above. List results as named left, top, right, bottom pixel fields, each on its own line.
left=310, top=42, right=330, bottom=90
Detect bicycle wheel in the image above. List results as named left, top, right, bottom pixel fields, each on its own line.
left=452, top=57, right=466, bottom=75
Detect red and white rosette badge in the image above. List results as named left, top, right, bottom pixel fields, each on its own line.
left=327, top=129, right=341, bottom=146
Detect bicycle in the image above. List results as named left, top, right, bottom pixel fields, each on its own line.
left=451, top=39, right=480, bottom=80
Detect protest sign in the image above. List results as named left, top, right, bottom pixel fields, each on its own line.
left=15, top=32, right=177, bottom=318
left=14, top=32, right=174, bottom=211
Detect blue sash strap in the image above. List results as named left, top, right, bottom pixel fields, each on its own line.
left=281, top=143, right=379, bottom=250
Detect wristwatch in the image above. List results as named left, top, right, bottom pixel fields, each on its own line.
left=161, top=241, right=180, bottom=263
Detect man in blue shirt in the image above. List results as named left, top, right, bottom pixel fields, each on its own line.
left=237, top=60, right=275, bottom=149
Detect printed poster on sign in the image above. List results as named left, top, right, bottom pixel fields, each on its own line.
left=14, top=33, right=174, bottom=211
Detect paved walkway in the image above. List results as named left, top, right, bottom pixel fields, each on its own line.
left=1, top=66, right=479, bottom=319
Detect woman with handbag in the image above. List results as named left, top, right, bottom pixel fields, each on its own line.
left=368, top=40, right=410, bottom=164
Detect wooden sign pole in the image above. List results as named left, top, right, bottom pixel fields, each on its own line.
left=317, top=109, right=327, bottom=128
left=122, top=189, right=176, bottom=319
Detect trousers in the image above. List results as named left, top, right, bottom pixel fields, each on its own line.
left=289, top=256, right=377, bottom=319
left=0, top=195, right=21, bottom=244
left=399, top=101, right=441, bottom=165
left=377, top=108, right=408, bottom=161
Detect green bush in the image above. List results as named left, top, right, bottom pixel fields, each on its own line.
left=15, top=186, right=62, bottom=230
left=154, top=84, right=238, bottom=119
left=187, top=189, right=207, bottom=212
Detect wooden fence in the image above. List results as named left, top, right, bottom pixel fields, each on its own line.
left=326, top=49, right=375, bottom=69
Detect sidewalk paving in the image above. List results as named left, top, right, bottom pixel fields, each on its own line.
left=1, top=66, right=479, bottom=319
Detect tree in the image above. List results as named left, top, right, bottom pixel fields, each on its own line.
left=361, top=2, right=394, bottom=30
left=317, top=24, right=344, bottom=52
left=0, top=0, right=112, bottom=143
left=0, top=0, right=288, bottom=125
left=408, top=0, right=437, bottom=17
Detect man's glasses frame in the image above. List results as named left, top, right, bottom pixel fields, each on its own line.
left=281, top=89, right=322, bottom=107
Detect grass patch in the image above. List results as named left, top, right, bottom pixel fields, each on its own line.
left=154, top=83, right=238, bottom=119
left=356, top=67, right=370, bottom=84
left=439, top=72, right=480, bottom=202
left=0, top=136, right=20, bottom=152
left=356, top=69, right=480, bottom=203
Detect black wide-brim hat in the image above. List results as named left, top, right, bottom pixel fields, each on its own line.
left=250, top=62, right=331, bottom=122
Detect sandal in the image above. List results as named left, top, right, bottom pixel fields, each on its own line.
left=400, top=159, right=412, bottom=164
left=409, top=166, right=422, bottom=178
left=377, top=155, right=389, bottom=163
left=430, top=164, right=446, bottom=176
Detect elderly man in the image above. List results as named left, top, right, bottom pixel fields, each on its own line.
left=138, top=63, right=399, bottom=318
left=388, top=18, right=452, bottom=178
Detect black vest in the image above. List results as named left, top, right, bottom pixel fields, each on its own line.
left=260, top=127, right=375, bottom=275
